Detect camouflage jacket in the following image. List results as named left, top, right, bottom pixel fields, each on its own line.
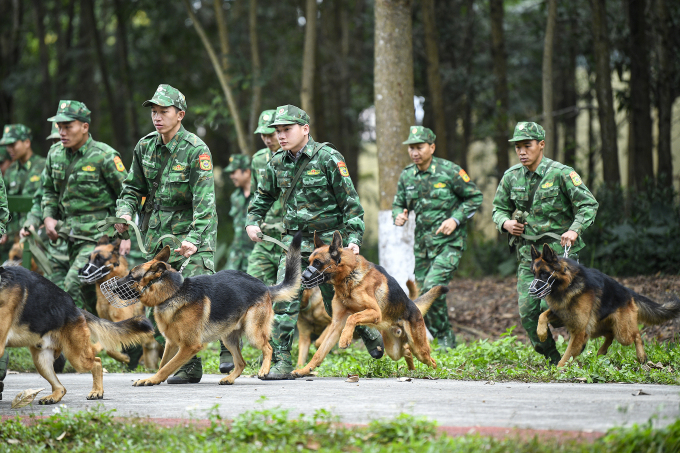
left=392, top=157, right=483, bottom=256
left=116, top=125, right=217, bottom=258
left=3, top=153, right=46, bottom=234
left=492, top=156, right=598, bottom=262
left=228, top=187, right=254, bottom=257
left=246, top=137, right=364, bottom=246
left=24, top=170, right=47, bottom=229
left=250, top=147, right=285, bottom=250
left=0, top=176, right=9, bottom=235
left=42, top=135, right=127, bottom=239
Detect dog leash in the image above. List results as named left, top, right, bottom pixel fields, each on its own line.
left=256, top=231, right=289, bottom=252
left=20, top=227, right=54, bottom=275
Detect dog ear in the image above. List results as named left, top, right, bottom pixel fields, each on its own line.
left=97, top=235, right=110, bottom=245
left=152, top=262, right=168, bottom=273
left=531, top=245, right=541, bottom=261
left=313, top=231, right=326, bottom=249
left=542, top=244, right=557, bottom=262
left=329, top=230, right=343, bottom=263
left=111, top=238, right=122, bottom=252
left=153, top=245, right=171, bottom=263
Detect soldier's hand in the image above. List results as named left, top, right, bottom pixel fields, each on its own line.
left=502, top=219, right=526, bottom=237
left=174, top=241, right=197, bottom=258
left=561, top=230, right=578, bottom=248
left=436, top=218, right=458, bottom=236
left=347, top=243, right=360, bottom=255
left=115, top=215, right=132, bottom=233
left=119, top=239, right=131, bottom=256
left=246, top=225, right=263, bottom=242
left=20, top=226, right=35, bottom=238
left=395, top=209, right=409, bottom=226
left=45, top=217, right=59, bottom=241
left=0, top=234, right=6, bottom=245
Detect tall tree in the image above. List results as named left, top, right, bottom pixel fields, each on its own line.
left=375, top=0, right=415, bottom=283
left=421, top=0, right=446, bottom=157
left=31, top=0, right=52, bottom=141
left=0, top=0, right=22, bottom=125
left=183, top=0, right=249, bottom=154
left=300, top=0, right=318, bottom=123
left=542, top=0, right=557, bottom=158
left=590, top=0, right=620, bottom=185
left=561, top=4, right=578, bottom=168
left=489, top=0, right=510, bottom=176
left=655, top=0, right=673, bottom=180
left=247, top=0, right=262, bottom=151
left=626, top=0, right=654, bottom=186
left=114, top=0, right=140, bottom=149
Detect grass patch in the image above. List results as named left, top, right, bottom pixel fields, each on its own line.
left=8, top=327, right=680, bottom=385
left=1, top=405, right=678, bottom=452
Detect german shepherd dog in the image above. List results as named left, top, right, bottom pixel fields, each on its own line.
left=112, top=233, right=302, bottom=386
left=0, top=266, right=153, bottom=404
left=80, top=236, right=163, bottom=369
left=292, top=231, right=448, bottom=377
left=531, top=244, right=680, bottom=367
left=296, top=287, right=331, bottom=367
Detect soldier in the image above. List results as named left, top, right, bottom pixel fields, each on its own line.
left=246, top=110, right=285, bottom=286
left=225, top=154, right=254, bottom=271
left=0, top=146, right=11, bottom=176
left=0, top=124, right=46, bottom=256
left=42, top=100, right=130, bottom=312
left=0, top=175, right=10, bottom=399
left=115, top=84, right=217, bottom=384
left=392, top=126, right=483, bottom=350
left=492, top=122, right=598, bottom=365
left=246, top=104, right=384, bottom=379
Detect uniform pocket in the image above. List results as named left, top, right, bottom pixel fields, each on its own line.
left=52, top=170, right=65, bottom=181
left=167, top=170, right=190, bottom=183
left=142, top=161, right=158, bottom=180
left=276, top=170, right=292, bottom=188
left=76, top=171, right=100, bottom=182
left=302, top=175, right=327, bottom=187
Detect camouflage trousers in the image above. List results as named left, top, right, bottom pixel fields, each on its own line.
left=414, top=243, right=461, bottom=342
left=225, top=240, right=255, bottom=273
left=64, top=240, right=100, bottom=312
left=246, top=241, right=279, bottom=286
left=44, top=238, right=69, bottom=290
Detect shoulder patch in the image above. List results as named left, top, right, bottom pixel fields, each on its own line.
left=458, top=169, right=470, bottom=182
left=30, top=175, right=41, bottom=182
left=337, top=161, right=349, bottom=177
left=569, top=171, right=582, bottom=186
left=113, top=156, right=126, bottom=172
left=199, top=153, right=212, bottom=171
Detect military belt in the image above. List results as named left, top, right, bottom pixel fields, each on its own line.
left=286, top=223, right=347, bottom=238
left=152, top=202, right=192, bottom=212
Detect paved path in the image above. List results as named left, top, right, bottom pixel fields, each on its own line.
left=2, top=373, right=678, bottom=433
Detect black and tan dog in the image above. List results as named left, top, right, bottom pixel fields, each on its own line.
left=296, top=287, right=331, bottom=367
left=80, top=236, right=163, bottom=369
left=292, top=231, right=447, bottom=376
left=112, top=233, right=302, bottom=386
left=531, top=244, right=680, bottom=367
left=0, top=265, right=153, bottom=404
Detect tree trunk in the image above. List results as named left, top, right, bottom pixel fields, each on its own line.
left=300, top=0, right=318, bottom=123
left=626, top=0, right=654, bottom=187
left=114, top=0, right=140, bottom=156
left=183, top=0, right=249, bottom=154
left=586, top=72, right=597, bottom=187
left=247, top=0, right=262, bottom=153
left=31, top=0, right=53, bottom=141
left=590, top=0, right=620, bottom=185
left=489, top=0, right=509, bottom=176
left=375, top=0, right=415, bottom=289
left=542, top=0, right=557, bottom=157
left=76, top=0, right=100, bottom=135
left=562, top=5, right=578, bottom=168
left=421, top=0, right=446, bottom=158
left=655, top=0, right=673, bottom=181
left=0, top=0, right=23, bottom=125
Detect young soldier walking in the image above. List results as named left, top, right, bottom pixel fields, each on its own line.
left=246, top=105, right=384, bottom=379
left=115, top=84, right=217, bottom=384
left=492, top=122, right=598, bottom=364
left=392, top=126, right=483, bottom=349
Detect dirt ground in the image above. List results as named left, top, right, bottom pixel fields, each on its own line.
left=446, top=275, right=680, bottom=344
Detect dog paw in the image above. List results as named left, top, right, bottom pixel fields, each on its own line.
left=133, top=379, right=157, bottom=387
left=38, top=397, right=58, bottom=405
left=291, top=368, right=308, bottom=377
left=338, top=337, right=352, bottom=349
left=86, top=391, right=104, bottom=400
left=536, top=327, right=548, bottom=342
left=219, top=378, right=235, bottom=385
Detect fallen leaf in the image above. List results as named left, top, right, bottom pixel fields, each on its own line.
left=575, top=377, right=587, bottom=382
left=6, top=439, right=20, bottom=445
left=56, top=432, right=67, bottom=441
left=310, top=371, right=319, bottom=376
left=646, top=361, right=664, bottom=370
left=485, top=380, right=495, bottom=385
left=11, top=388, right=45, bottom=409
left=7, top=371, right=18, bottom=375
left=345, top=375, right=359, bottom=383
left=102, top=368, right=109, bottom=374
left=215, top=397, right=222, bottom=399
left=632, top=389, right=650, bottom=396
left=306, top=440, right=321, bottom=451
left=397, top=377, right=412, bottom=382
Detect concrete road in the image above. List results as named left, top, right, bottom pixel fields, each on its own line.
left=2, top=373, right=678, bottom=433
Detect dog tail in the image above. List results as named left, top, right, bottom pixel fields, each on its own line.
left=269, top=232, right=302, bottom=304
left=82, top=310, right=154, bottom=351
left=406, top=279, right=419, bottom=300
left=414, top=285, right=449, bottom=315
left=635, top=293, right=680, bottom=325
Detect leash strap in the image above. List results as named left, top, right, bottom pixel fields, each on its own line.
left=256, top=231, right=288, bottom=251
left=140, top=152, right=172, bottom=232
left=21, top=228, right=54, bottom=275
left=280, top=141, right=331, bottom=212
left=95, top=217, right=183, bottom=255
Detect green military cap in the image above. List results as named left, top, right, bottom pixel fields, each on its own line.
left=0, top=146, right=9, bottom=162
left=508, top=121, right=545, bottom=142
left=48, top=100, right=91, bottom=123
left=46, top=122, right=60, bottom=140
left=402, top=125, right=436, bottom=145
left=143, top=84, right=187, bottom=111
left=225, top=154, right=251, bottom=172
left=0, top=124, right=32, bottom=145
left=253, top=109, right=276, bottom=134
left=269, top=104, right=310, bottom=127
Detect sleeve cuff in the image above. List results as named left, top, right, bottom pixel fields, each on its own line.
left=43, top=208, right=58, bottom=220
left=184, top=232, right=201, bottom=247
left=496, top=216, right=511, bottom=233
left=569, top=222, right=583, bottom=235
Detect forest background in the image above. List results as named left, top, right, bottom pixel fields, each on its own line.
left=1, top=0, right=679, bottom=276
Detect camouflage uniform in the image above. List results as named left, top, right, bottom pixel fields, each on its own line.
left=0, top=176, right=8, bottom=389
left=246, top=110, right=285, bottom=285
left=225, top=154, right=254, bottom=272
left=247, top=104, right=381, bottom=374
left=42, top=101, right=127, bottom=311
left=116, top=84, right=217, bottom=381
left=492, top=122, right=598, bottom=363
left=392, top=126, right=483, bottom=347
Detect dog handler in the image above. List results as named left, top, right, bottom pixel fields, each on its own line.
left=392, top=126, right=483, bottom=350
left=0, top=176, right=10, bottom=399
left=246, top=104, right=384, bottom=379
left=492, top=122, right=598, bottom=365
left=115, top=84, right=218, bottom=384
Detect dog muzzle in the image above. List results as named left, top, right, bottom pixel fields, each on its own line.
left=301, top=265, right=328, bottom=289
left=78, top=263, right=111, bottom=284
left=528, top=272, right=556, bottom=299
left=99, top=276, right=141, bottom=308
